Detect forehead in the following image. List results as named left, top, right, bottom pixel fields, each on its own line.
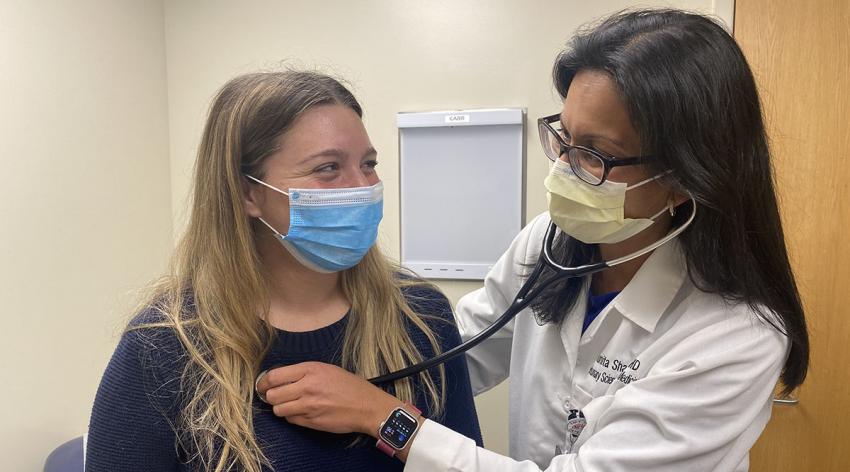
left=276, top=104, right=370, bottom=152
left=258, top=104, right=374, bottom=176
left=561, top=70, right=640, bottom=152
left=562, top=70, right=628, bottom=124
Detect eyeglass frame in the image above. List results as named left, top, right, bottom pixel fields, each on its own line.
left=537, top=113, right=651, bottom=186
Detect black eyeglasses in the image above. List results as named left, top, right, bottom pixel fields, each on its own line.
left=537, top=113, right=650, bottom=186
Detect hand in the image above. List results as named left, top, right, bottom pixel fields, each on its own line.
left=255, top=362, right=403, bottom=437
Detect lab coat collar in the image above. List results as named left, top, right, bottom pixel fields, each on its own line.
left=609, top=238, right=688, bottom=333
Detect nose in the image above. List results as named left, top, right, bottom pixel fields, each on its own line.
left=558, top=144, right=571, bottom=163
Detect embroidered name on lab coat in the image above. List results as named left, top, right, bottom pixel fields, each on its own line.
left=587, top=354, right=642, bottom=385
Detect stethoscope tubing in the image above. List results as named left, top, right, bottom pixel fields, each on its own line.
left=368, top=222, right=608, bottom=385
left=367, top=199, right=696, bottom=385
left=254, top=200, right=696, bottom=393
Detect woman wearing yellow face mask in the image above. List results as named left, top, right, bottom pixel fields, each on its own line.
left=256, top=9, right=808, bottom=471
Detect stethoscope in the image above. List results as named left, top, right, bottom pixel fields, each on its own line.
left=366, top=198, right=696, bottom=385
left=255, top=199, right=696, bottom=394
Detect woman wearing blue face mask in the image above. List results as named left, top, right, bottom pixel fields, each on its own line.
left=85, top=70, right=482, bottom=472
left=255, top=9, right=808, bottom=472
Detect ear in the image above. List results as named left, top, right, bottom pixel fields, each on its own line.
left=242, top=176, right=266, bottom=218
left=668, top=191, right=691, bottom=213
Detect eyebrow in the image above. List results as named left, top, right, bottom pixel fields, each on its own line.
left=558, top=117, right=628, bottom=151
left=302, top=147, right=378, bottom=162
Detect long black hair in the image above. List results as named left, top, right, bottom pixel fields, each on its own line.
left=531, top=9, right=808, bottom=393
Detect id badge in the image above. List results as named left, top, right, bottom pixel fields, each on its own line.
left=565, top=409, right=587, bottom=453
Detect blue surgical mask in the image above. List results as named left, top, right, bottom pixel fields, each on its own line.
left=244, top=175, right=383, bottom=273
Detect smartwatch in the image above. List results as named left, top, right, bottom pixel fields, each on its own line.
left=375, top=403, right=421, bottom=457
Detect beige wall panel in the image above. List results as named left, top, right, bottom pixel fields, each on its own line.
left=0, top=1, right=172, bottom=469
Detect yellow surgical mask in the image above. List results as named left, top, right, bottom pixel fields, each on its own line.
left=544, top=159, right=668, bottom=244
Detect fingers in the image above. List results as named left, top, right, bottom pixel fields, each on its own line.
left=256, top=362, right=312, bottom=395
left=272, top=398, right=309, bottom=418
left=271, top=399, right=350, bottom=435
left=264, top=382, right=301, bottom=406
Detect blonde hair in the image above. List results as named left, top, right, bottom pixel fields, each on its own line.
left=132, top=70, right=445, bottom=471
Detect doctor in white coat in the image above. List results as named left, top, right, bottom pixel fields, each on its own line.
left=256, top=9, right=809, bottom=472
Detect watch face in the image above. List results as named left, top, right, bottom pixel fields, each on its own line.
left=379, top=408, right=418, bottom=449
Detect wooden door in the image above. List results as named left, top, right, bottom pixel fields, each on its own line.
left=734, top=1, right=850, bottom=470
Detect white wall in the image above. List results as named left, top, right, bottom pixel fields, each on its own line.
left=1, top=1, right=730, bottom=469
left=0, top=1, right=172, bottom=470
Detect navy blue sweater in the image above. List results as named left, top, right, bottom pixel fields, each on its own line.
left=86, top=286, right=483, bottom=471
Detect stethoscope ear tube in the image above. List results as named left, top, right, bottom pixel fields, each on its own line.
left=368, top=222, right=609, bottom=385
left=367, top=197, right=696, bottom=386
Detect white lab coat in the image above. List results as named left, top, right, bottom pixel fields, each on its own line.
left=406, top=212, right=788, bottom=472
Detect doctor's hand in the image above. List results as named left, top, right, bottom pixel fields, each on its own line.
left=255, top=361, right=404, bottom=437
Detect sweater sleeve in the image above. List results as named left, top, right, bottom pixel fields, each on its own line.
left=403, top=283, right=484, bottom=447
left=86, top=315, right=185, bottom=471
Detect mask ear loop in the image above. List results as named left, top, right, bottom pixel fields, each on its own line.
left=630, top=171, right=680, bottom=219
left=244, top=174, right=290, bottom=196
left=243, top=174, right=291, bottom=237
left=257, top=217, right=284, bottom=237
left=650, top=188, right=676, bottom=221
left=625, top=169, right=674, bottom=191
left=649, top=204, right=671, bottom=221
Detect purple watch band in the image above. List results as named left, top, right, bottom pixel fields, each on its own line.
left=376, top=438, right=397, bottom=456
